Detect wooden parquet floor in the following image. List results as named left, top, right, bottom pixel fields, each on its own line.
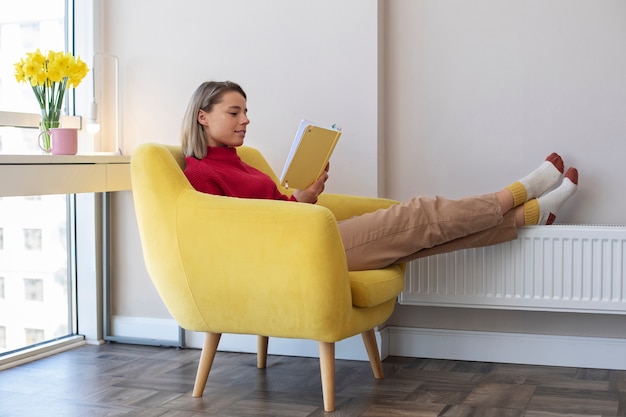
left=1, top=342, right=626, bottom=416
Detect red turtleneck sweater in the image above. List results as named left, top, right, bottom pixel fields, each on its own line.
left=184, top=147, right=297, bottom=202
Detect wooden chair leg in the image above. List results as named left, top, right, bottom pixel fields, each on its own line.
left=318, top=341, right=335, bottom=412
left=362, top=329, right=384, bottom=379
left=257, top=335, right=268, bottom=369
left=192, top=332, right=221, bottom=397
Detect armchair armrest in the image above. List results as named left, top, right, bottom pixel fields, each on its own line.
left=316, top=193, right=399, bottom=221
left=173, top=191, right=357, bottom=340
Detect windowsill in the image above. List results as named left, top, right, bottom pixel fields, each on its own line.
left=0, top=335, right=87, bottom=371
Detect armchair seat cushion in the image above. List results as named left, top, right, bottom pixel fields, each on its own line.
left=349, top=265, right=405, bottom=307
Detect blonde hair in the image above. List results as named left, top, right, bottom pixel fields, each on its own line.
left=181, top=81, right=247, bottom=159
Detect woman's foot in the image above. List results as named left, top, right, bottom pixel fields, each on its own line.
left=506, top=152, right=564, bottom=207
left=523, top=167, right=578, bottom=225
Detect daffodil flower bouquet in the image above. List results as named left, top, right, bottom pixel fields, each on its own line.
left=14, top=49, right=89, bottom=151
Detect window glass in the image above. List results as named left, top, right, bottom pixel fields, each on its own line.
left=0, top=0, right=78, bottom=357
left=0, top=194, right=71, bottom=354
left=0, top=129, right=43, bottom=155
left=0, top=1, right=66, bottom=113
left=24, top=328, right=45, bottom=345
left=0, top=0, right=66, bottom=155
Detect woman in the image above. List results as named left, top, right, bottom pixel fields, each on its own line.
left=182, top=81, right=578, bottom=271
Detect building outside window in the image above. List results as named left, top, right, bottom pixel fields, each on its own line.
left=0, top=326, right=6, bottom=348
left=24, top=328, right=45, bottom=345
left=23, top=278, right=44, bottom=301
left=23, top=228, right=43, bottom=251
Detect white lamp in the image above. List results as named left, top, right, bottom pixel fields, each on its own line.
left=86, top=99, right=100, bottom=134
left=90, top=53, right=121, bottom=154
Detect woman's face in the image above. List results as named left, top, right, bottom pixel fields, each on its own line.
left=198, top=91, right=250, bottom=147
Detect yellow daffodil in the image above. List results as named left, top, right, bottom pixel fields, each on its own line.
left=13, top=49, right=89, bottom=150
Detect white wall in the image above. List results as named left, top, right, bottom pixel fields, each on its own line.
left=101, top=0, right=382, bottom=321
left=103, top=0, right=626, bottom=353
left=384, top=0, right=626, bottom=340
left=384, top=0, right=626, bottom=225
left=101, top=0, right=381, bottom=197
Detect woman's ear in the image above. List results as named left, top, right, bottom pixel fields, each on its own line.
left=197, top=110, right=208, bottom=126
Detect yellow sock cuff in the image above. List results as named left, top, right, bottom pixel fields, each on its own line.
left=506, top=182, right=527, bottom=207
left=524, top=199, right=540, bottom=225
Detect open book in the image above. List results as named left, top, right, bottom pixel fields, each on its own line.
left=279, top=120, right=342, bottom=189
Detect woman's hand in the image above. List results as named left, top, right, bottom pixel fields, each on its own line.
left=293, top=163, right=330, bottom=203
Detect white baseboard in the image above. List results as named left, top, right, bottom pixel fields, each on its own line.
left=389, top=327, right=626, bottom=370
left=109, top=315, right=386, bottom=361
left=109, top=315, right=180, bottom=344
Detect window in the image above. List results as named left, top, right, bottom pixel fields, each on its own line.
left=0, top=1, right=95, bottom=358
left=23, top=278, right=44, bottom=301
left=0, top=0, right=81, bottom=155
left=0, top=3, right=78, bottom=356
left=0, top=1, right=66, bottom=114
left=0, top=195, right=73, bottom=355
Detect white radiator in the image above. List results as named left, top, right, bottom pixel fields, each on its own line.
left=399, top=225, right=626, bottom=314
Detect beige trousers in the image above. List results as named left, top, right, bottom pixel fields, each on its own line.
left=338, top=193, right=518, bottom=271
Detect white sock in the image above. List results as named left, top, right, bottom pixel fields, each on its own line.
left=520, top=153, right=564, bottom=199
left=507, top=152, right=564, bottom=207
left=536, top=168, right=578, bottom=225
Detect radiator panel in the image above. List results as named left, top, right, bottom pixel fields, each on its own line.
left=399, top=225, right=626, bottom=314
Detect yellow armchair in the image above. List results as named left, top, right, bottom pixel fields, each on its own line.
left=131, top=143, right=405, bottom=412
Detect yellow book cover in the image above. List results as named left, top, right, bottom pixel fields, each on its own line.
left=280, top=120, right=342, bottom=189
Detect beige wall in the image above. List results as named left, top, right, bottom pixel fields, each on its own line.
left=103, top=1, right=626, bottom=343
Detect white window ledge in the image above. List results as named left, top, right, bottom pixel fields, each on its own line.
left=0, top=335, right=87, bottom=371
left=0, top=111, right=81, bottom=130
